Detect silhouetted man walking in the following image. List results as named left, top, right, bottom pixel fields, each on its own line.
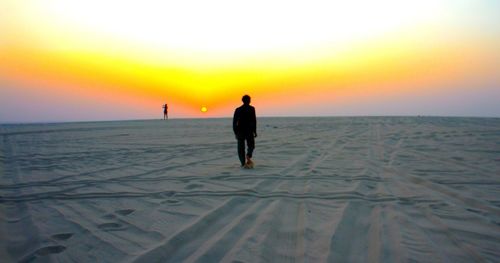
left=233, top=95, right=257, bottom=168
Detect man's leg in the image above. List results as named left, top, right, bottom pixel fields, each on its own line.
left=246, top=135, right=255, bottom=159
left=237, top=137, right=246, bottom=166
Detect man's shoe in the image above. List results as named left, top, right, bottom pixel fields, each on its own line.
left=244, top=157, right=254, bottom=169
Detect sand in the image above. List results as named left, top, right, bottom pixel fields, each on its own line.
left=1, top=117, right=499, bottom=262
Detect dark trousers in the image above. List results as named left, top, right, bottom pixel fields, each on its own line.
left=237, top=134, right=255, bottom=166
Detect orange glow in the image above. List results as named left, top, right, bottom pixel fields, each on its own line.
left=1, top=34, right=495, bottom=116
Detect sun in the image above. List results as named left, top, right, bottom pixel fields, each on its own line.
left=200, top=106, right=208, bottom=113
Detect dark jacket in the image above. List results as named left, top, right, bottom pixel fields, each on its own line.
left=233, top=104, right=256, bottom=136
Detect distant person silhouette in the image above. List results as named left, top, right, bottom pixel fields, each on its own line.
left=233, top=95, right=257, bottom=168
left=163, top=104, right=168, bottom=120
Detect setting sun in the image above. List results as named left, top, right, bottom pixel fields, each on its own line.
left=201, top=106, right=208, bottom=113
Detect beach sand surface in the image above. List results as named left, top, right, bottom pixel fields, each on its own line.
left=1, top=117, right=499, bottom=262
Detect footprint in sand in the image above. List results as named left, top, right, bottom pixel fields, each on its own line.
left=115, top=209, right=135, bottom=216
left=98, top=222, right=125, bottom=231
left=102, top=214, right=117, bottom=220
left=51, top=233, right=74, bottom=241
left=6, top=217, right=23, bottom=223
left=466, top=208, right=486, bottom=216
left=19, top=245, right=67, bottom=262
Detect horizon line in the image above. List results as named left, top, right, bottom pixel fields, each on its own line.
left=1, top=114, right=500, bottom=125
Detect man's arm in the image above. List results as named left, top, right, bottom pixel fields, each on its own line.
left=233, top=109, right=239, bottom=135
left=252, top=107, right=257, bottom=137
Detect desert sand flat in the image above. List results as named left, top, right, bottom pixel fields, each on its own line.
left=1, top=117, right=499, bottom=262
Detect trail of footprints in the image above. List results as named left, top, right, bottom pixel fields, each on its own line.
left=20, top=233, right=73, bottom=262
left=25, top=208, right=137, bottom=262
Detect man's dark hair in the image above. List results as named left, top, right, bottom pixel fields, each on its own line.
left=242, top=95, right=251, bottom=104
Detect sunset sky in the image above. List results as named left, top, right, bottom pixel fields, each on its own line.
left=1, top=0, right=499, bottom=122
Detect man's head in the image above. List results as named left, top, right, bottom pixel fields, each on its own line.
left=242, top=95, right=251, bottom=105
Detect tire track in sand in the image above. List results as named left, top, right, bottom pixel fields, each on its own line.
left=129, top=122, right=356, bottom=262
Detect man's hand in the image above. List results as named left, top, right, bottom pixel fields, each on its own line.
left=254, top=132, right=258, bottom=138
